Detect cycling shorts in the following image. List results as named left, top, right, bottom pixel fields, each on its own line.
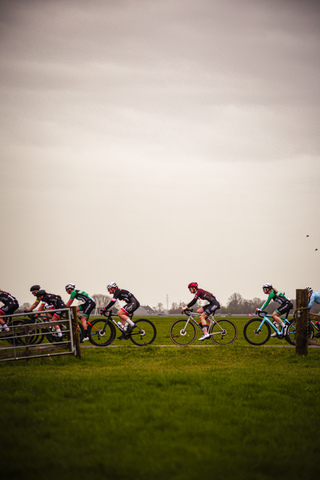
left=121, top=299, right=140, bottom=316
left=203, top=300, right=220, bottom=316
left=78, top=301, right=96, bottom=317
left=276, top=301, right=293, bottom=315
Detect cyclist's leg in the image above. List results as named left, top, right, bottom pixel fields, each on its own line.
left=79, top=303, right=94, bottom=339
left=118, top=301, right=139, bottom=330
left=0, top=307, right=11, bottom=331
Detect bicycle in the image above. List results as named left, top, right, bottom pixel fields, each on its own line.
left=169, top=309, right=237, bottom=346
left=243, top=310, right=293, bottom=346
left=285, top=312, right=319, bottom=345
left=88, top=310, right=157, bottom=347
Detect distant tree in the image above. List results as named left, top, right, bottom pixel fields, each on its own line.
left=154, top=302, right=164, bottom=314
left=92, top=294, right=111, bottom=309
left=16, top=302, right=31, bottom=313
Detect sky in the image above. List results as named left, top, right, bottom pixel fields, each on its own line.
left=1, top=0, right=320, bottom=310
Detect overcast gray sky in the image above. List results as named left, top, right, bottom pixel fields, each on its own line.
left=1, top=0, right=320, bottom=309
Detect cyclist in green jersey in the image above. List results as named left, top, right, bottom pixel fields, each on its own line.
left=65, top=283, right=96, bottom=341
left=256, top=283, right=293, bottom=335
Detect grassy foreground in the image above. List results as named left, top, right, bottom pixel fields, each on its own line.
left=1, top=316, right=320, bottom=480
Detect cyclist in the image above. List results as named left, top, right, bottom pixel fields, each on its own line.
left=181, top=282, right=220, bottom=341
left=102, top=282, right=140, bottom=339
left=26, top=285, right=42, bottom=313
left=306, top=287, right=320, bottom=336
left=35, top=290, right=66, bottom=338
left=256, top=283, right=293, bottom=335
left=65, top=283, right=96, bottom=341
left=0, top=290, right=19, bottom=332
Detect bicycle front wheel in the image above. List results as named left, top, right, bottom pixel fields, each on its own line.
left=169, top=319, right=197, bottom=346
left=243, top=318, right=271, bottom=346
left=129, top=319, right=156, bottom=346
left=89, top=318, right=116, bottom=346
left=210, top=319, right=237, bottom=345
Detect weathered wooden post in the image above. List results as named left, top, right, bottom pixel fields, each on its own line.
left=71, top=306, right=81, bottom=359
left=295, top=289, right=308, bottom=356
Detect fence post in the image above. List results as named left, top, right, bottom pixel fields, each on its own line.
left=71, top=306, right=81, bottom=359
left=295, top=289, right=308, bottom=356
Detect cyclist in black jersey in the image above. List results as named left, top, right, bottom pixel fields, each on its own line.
left=181, top=282, right=220, bottom=341
left=26, top=285, right=42, bottom=313
left=0, top=290, right=19, bottom=331
left=102, top=282, right=140, bottom=339
left=35, top=290, right=66, bottom=338
left=65, top=283, right=96, bottom=341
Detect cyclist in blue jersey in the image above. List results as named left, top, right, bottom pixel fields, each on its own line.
left=181, top=282, right=220, bottom=341
left=65, top=283, right=96, bottom=341
left=102, top=282, right=140, bottom=339
left=307, top=287, right=320, bottom=336
left=0, top=290, right=19, bottom=331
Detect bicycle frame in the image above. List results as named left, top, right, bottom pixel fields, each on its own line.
left=182, top=310, right=224, bottom=338
left=256, top=311, right=290, bottom=336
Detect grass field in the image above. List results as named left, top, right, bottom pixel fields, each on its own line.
left=1, top=315, right=320, bottom=480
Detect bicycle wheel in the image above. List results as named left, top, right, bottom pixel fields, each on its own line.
left=285, top=320, right=314, bottom=346
left=5, top=320, right=28, bottom=346
left=129, top=319, right=157, bottom=346
left=89, top=318, right=116, bottom=346
left=210, top=318, right=237, bottom=345
left=243, top=318, right=271, bottom=346
left=170, top=319, right=197, bottom=345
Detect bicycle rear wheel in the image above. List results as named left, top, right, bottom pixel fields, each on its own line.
left=285, top=319, right=314, bottom=346
left=210, top=319, right=237, bottom=345
left=129, top=319, right=156, bottom=346
left=243, top=318, right=271, bottom=345
left=169, top=319, right=197, bottom=346
left=89, top=318, right=116, bottom=346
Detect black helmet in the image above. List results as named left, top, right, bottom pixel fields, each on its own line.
left=36, top=289, right=47, bottom=298
left=30, top=285, right=41, bottom=292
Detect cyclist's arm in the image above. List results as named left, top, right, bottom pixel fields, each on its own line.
left=104, top=299, right=116, bottom=311
left=28, top=299, right=40, bottom=312
left=260, top=291, right=274, bottom=311
left=65, top=298, right=74, bottom=307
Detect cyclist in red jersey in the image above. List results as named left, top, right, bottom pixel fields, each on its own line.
left=181, top=282, right=220, bottom=341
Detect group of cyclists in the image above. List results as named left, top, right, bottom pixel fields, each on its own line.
left=1, top=282, right=320, bottom=341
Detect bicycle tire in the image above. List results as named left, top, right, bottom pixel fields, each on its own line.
left=78, top=321, right=85, bottom=342
left=5, top=320, right=27, bottom=346
left=89, top=318, right=116, bottom=346
left=210, top=318, right=237, bottom=345
left=243, top=318, right=271, bottom=346
left=129, top=319, right=157, bottom=346
left=285, top=319, right=314, bottom=346
left=169, top=319, right=197, bottom=346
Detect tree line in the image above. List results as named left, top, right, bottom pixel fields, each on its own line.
left=15, top=291, right=320, bottom=315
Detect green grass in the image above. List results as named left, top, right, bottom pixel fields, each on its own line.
left=1, top=315, right=320, bottom=480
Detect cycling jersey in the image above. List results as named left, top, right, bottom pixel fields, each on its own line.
left=187, top=288, right=219, bottom=309
left=260, top=289, right=291, bottom=313
left=70, top=289, right=96, bottom=316
left=0, top=291, right=19, bottom=306
left=105, top=289, right=140, bottom=313
left=41, top=293, right=66, bottom=309
left=308, top=292, right=320, bottom=309
left=0, top=290, right=19, bottom=315
left=70, top=289, right=94, bottom=303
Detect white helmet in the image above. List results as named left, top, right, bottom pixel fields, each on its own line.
left=65, top=283, right=75, bottom=291
left=262, top=283, right=272, bottom=289
left=107, top=282, right=118, bottom=290
left=306, top=286, right=313, bottom=293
